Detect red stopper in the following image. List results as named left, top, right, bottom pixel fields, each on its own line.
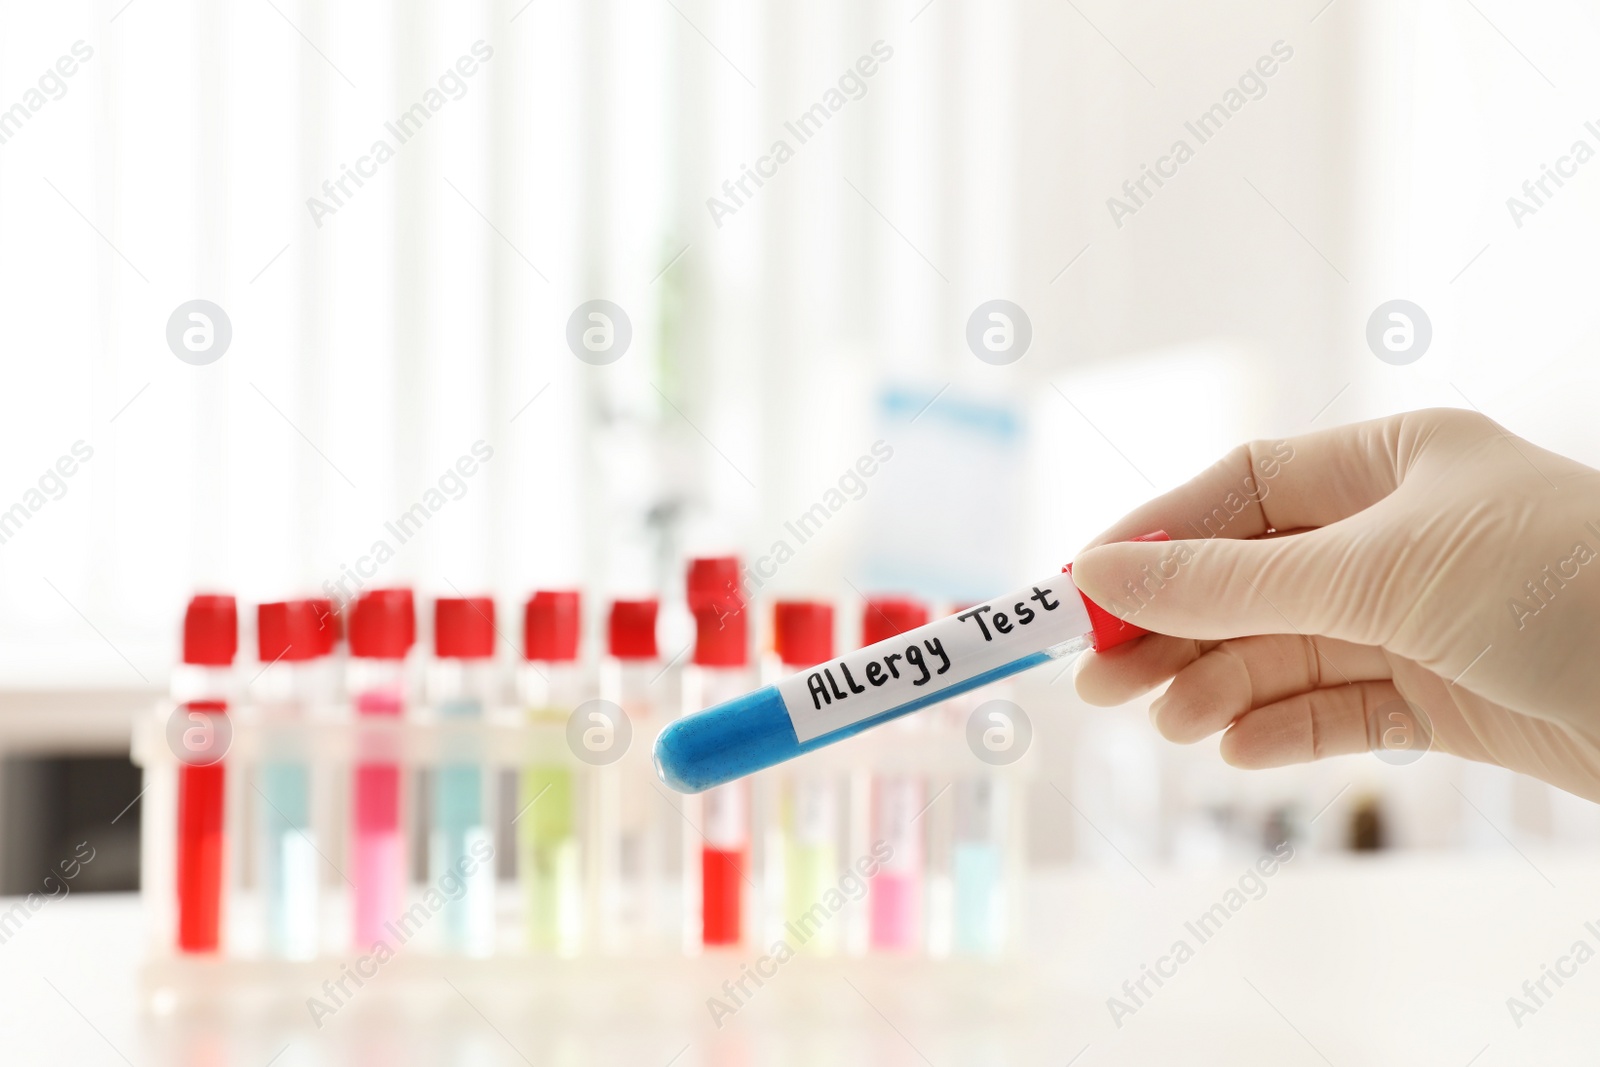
left=257, top=599, right=334, bottom=663
left=435, top=597, right=496, bottom=659
left=1066, top=530, right=1170, bottom=651
left=687, top=556, right=747, bottom=667
left=307, top=598, right=339, bottom=653
left=608, top=598, right=659, bottom=660
left=524, top=591, right=580, bottom=662
left=348, top=588, right=416, bottom=660
left=183, top=594, right=238, bottom=666
left=773, top=601, right=834, bottom=668
left=861, top=596, right=929, bottom=647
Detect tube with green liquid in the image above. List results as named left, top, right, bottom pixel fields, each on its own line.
left=519, top=590, right=585, bottom=954
left=771, top=601, right=842, bottom=954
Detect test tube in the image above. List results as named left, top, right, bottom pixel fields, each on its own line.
left=952, top=774, right=1007, bottom=954
left=347, top=588, right=415, bottom=951
left=771, top=601, right=841, bottom=954
left=430, top=596, right=499, bottom=956
left=935, top=596, right=1013, bottom=956
left=174, top=594, right=238, bottom=953
left=860, top=597, right=930, bottom=953
left=597, top=598, right=669, bottom=952
left=519, top=591, right=585, bottom=954
left=684, top=557, right=754, bottom=948
left=656, top=533, right=1169, bottom=792
left=253, top=599, right=336, bottom=958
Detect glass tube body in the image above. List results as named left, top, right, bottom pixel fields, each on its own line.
left=172, top=663, right=235, bottom=954
left=519, top=661, right=586, bottom=953
left=683, top=663, right=756, bottom=947
left=350, top=657, right=408, bottom=950
left=429, top=657, right=500, bottom=955
left=254, top=657, right=334, bottom=958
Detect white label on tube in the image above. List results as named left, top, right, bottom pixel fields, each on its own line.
left=775, top=572, right=1093, bottom=742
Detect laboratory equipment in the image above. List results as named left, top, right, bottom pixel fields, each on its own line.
left=519, top=590, right=586, bottom=954
left=253, top=598, right=335, bottom=958
left=683, top=556, right=754, bottom=947
left=860, top=596, right=930, bottom=953
left=654, top=533, right=1169, bottom=793
left=770, top=600, right=843, bottom=954
left=429, top=596, right=499, bottom=956
left=173, top=594, right=237, bottom=953
left=347, top=588, right=415, bottom=951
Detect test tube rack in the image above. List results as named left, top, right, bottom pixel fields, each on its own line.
left=132, top=694, right=1036, bottom=1012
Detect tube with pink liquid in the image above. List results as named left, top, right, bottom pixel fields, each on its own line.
left=861, top=597, right=930, bottom=952
left=346, top=589, right=415, bottom=950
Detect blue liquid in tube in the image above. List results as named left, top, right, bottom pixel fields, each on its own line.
left=655, top=648, right=1057, bottom=793
left=435, top=697, right=494, bottom=955
left=259, top=760, right=316, bottom=957
left=655, top=536, right=1166, bottom=793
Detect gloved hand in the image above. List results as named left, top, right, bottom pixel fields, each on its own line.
left=1069, top=408, right=1600, bottom=802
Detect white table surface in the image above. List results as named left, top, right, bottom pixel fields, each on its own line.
left=3, top=853, right=1598, bottom=1066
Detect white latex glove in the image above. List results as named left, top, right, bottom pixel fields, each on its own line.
left=1070, top=408, right=1600, bottom=802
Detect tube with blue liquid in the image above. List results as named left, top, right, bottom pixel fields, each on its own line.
left=253, top=599, right=336, bottom=959
left=429, top=596, right=500, bottom=956
left=655, top=533, right=1167, bottom=793
left=953, top=763, right=1007, bottom=954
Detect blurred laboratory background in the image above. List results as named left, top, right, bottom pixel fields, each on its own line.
left=3, top=0, right=1600, bottom=1062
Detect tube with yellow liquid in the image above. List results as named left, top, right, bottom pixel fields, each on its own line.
left=770, top=601, right=842, bottom=954
left=518, top=591, right=585, bottom=954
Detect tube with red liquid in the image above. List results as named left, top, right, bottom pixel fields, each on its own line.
left=174, top=594, right=238, bottom=953
left=683, top=557, right=753, bottom=947
left=347, top=588, right=415, bottom=950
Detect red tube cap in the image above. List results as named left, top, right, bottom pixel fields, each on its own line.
left=257, top=600, right=334, bottom=663
left=774, top=601, right=833, bottom=668
left=687, top=556, right=747, bottom=666
left=686, top=557, right=741, bottom=612
left=307, top=598, right=339, bottom=652
left=862, top=596, right=929, bottom=647
left=525, top=591, right=580, bottom=662
left=1066, top=530, right=1170, bottom=651
left=183, top=594, right=238, bottom=666
left=608, top=598, right=659, bottom=660
left=349, top=588, right=416, bottom=659
left=435, top=597, right=496, bottom=659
